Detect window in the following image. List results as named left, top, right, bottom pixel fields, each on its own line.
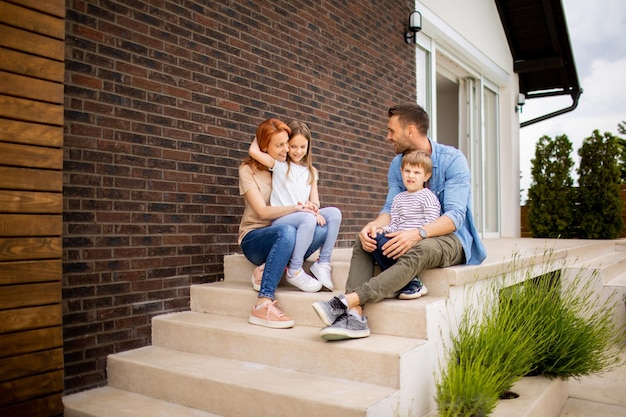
left=413, top=36, right=501, bottom=236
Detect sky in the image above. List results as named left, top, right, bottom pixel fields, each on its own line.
left=518, top=0, right=626, bottom=202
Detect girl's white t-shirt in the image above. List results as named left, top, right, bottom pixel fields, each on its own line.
left=270, top=160, right=315, bottom=206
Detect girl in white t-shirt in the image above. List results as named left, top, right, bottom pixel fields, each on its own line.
left=249, top=121, right=341, bottom=292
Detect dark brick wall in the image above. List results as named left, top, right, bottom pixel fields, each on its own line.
left=63, top=0, right=415, bottom=393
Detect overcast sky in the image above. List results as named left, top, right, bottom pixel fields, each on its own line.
left=519, top=0, right=626, bottom=202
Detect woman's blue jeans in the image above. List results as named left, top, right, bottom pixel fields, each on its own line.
left=240, top=223, right=328, bottom=299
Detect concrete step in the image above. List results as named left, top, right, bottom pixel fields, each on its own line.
left=570, top=249, right=626, bottom=285
left=106, top=345, right=399, bottom=417
left=152, top=311, right=426, bottom=388
left=491, top=376, right=568, bottom=417
left=63, top=386, right=224, bottom=417
left=189, top=280, right=446, bottom=339
left=606, top=270, right=626, bottom=288
left=224, top=249, right=352, bottom=290
left=419, top=376, right=569, bottom=417
left=223, top=248, right=470, bottom=297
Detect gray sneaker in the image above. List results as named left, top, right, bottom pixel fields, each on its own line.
left=312, top=296, right=347, bottom=326
left=319, top=313, right=370, bottom=341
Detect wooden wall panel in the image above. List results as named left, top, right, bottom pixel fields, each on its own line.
left=0, top=167, right=62, bottom=192
left=0, top=192, right=63, bottom=212
left=0, top=142, right=63, bottom=168
left=0, top=260, right=61, bottom=285
left=0, top=349, right=64, bottom=382
left=0, top=327, right=63, bottom=358
left=0, top=119, right=63, bottom=147
left=0, top=24, right=65, bottom=61
left=0, top=47, right=65, bottom=83
left=0, top=304, right=62, bottom=333
left=0, top=0, right=65, bottom=415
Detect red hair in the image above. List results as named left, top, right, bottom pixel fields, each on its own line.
left=243, top=118, right=291, bottom=171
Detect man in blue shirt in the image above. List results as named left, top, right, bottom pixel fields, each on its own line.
left=312, top=103, right=487, bottom=340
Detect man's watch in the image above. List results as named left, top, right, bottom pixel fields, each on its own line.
left=418, top=227, right=428, bottom=239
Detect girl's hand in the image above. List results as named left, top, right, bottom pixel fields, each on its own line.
left=316, top=214, right=326, bottom=226
left=297, top=201, right=318, bottom=215
left=303, top=201, right=320, bottom=214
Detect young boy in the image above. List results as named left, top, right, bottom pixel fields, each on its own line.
left=371, top=150, right=441, bottom=299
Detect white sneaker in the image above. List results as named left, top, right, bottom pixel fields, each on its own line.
left=286, top=269, right=322, bottom=292
left=310, top=261, right=333, bottom=290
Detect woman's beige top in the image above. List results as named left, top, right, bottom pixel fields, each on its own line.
left=238, top=163, right=272, bottom=244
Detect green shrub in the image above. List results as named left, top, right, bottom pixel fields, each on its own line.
left=526, top=270, right=623, bottom=378
left=436, top=256, right=624, bottom=416
left=577, top=130, right=624, bottom=239
left=528, top=134, right=575, bottom=238
left=436, top=276, right=547, bottom=417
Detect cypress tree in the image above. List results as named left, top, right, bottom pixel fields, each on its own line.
left=528, top=134, right=575, bottom=238
left=576, top=130, right=624, bottom=239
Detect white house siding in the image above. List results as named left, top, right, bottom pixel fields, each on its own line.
left=416, top=0, right=521, bottom=237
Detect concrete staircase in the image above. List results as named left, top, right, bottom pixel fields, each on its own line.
left=63, top=239, right=626, bottom=417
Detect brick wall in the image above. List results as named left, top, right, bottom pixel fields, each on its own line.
left=63, top=0, right=415, bottom=393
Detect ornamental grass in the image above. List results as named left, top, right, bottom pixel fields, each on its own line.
left=436, top=256, right=624, bottom=417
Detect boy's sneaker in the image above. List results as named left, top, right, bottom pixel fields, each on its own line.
left=286, top=269, right=322, bottom=292
left=312, top=296, right=347, bottom=326
left=319, top=313, right=370, bottom=341
left=248, top=300, right=294, bottom=329
left=309, top=261, right=334, bottom=290
left=397, top=277, right=428, bottom=300
left=251, top=263, right=264, bottom=292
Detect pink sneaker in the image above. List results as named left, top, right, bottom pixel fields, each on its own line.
left=248, top=300, right=294, bottom=329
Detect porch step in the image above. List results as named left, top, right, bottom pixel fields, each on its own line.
left=63, top=386, right=223, bottom=417
left=569, top=250, right=626, bottom=285
left=425, top=376, right=569, bottom=417
left=189, top=280, right=445, bottom=339
left=105, top=345, right=398, bottom=417
left=223, top=248, right=470, bottom=298
left=152, top=311, right=426, bottom=388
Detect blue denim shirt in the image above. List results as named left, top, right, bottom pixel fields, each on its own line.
left=381, top=139, right=487, bottom=265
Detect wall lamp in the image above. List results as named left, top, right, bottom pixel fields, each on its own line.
left=515, top=93, right=526, bottom=113
left=404, top=11, right=422, bottom=44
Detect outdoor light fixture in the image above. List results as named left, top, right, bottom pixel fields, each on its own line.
left=515, top=93, right=526, bottom=113
left=404, top=11, right=422, bottom=44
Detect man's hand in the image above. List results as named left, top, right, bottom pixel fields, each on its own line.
left=358, top=223, right=378, bottom=252
left=381, top=229, right=421, bottom=259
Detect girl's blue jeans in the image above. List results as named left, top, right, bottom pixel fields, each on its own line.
left=240, top=222, right=329, bottom=299
left=271, top=206, right=342, bottom=270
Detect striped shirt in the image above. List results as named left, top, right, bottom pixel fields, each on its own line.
left=382, top=188, right=441, bottom=233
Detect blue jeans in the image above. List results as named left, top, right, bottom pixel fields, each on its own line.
left=240, top=223, right=329, bottom=299
left=272, top=206, right=342, bottom=269
left=371, top=233, right=396, bottom=271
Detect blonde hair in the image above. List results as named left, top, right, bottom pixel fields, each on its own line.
left=287, top=120, right=316, bottom=185
left=402, top=150, right=433, bottom=174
